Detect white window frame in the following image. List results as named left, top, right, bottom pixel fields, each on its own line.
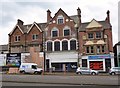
left=51, top=27, right=59, bottom=38
left=32, top=34, right=38, bottom=40
left=63, top=26, right=71, bottom=36
left=15, top=35, right=20, bottom=42
left=57, top=15, right=64, bottom=24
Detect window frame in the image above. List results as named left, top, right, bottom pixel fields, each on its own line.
left=62, top=40, right=68, bottom=51
left=70, top=40, right=76, bottom=50
left=15, top=35, right=21, bottom=42
left=64, top=29, right=70, bottom=36
left=96, top=32, right=102, bottom=39
left=54, top=41, right=60, bottom=51
left=47, top=42, right=52, bottom=51
left=57, top=15, right=64, bottom=24
left=51, top=28, right=59, bottom=38
left=88, top=33, right=94, bottom=39
left=97, top=46, right=101, bottom=54
left=32, top=34, right=39, bottom=40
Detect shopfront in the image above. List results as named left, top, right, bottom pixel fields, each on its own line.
left=87, top=54, right=113, bottom=72
left=51, top=62, right=77, bottom=72
left=82, top=54, right=114, bottom=72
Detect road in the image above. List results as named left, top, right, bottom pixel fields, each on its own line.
left=1, top=74, right=120, bottom=87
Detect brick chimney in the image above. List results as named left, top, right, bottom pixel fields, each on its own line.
left=47, top=9, right=52, bottom=22
left=77, top=7, right=81, bottom=26
left=17, top=19, right=24, bottom=25
left=106, top=10, right=110, bottom=23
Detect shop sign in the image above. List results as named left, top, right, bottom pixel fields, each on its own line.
left=6, top=53, right=21, bottom=67
left=88, top=54, right=111, bottom=59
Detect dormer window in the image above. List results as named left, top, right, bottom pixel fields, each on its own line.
left=15, top=35, right=20, bottom=42
left=57, top=15, right=64, bottom=24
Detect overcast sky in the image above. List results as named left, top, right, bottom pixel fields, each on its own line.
left=0, top=0, right=119, bottom=46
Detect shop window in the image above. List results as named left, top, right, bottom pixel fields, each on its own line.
left=54, top=41, right=60, bottom=51
left=47, top=42, right=52, bottom=51
left=62, top=41, right=68, bottom=50
left=70, top=40, right=76, bottom=50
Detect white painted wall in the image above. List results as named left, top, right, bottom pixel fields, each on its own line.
left=46, top=51, right=78, bottom=68
left=0, top=54, right=6, bottom=66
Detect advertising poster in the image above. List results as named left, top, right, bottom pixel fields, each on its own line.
left=6, top=53, right=21, bottom=67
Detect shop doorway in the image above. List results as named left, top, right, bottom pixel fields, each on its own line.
left=105, top=59, right=111, bottom=72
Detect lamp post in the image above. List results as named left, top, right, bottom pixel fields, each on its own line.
left=24, top=33, right=27, bottom=53
left=75, top=24, right=80, bottom=67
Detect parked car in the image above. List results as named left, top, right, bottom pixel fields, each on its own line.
left=109, top=67, right=120, bottom=75
left=76, top=67, right=99, bottom=75
left=19, top=63, right=43, bottom=74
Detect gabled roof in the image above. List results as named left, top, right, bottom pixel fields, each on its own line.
left=86, top=19, right=102, bottom=28
left=27, top=22, right=42, bottom=33
left=79, top=20, right=111, bottom=32
left=9, top=24, right=24, bottom=35
left=51, top=8, right=72, bottom=22
left=9, top=22, right=47, bottom=35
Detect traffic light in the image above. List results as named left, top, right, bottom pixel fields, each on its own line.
left=118, top=53, right=120, bottom=67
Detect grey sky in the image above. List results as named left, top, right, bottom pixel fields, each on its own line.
left=0, top=0, right=119, bottom=46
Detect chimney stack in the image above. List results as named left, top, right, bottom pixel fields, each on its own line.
left=17, top=19, right=24, bottom=25
left=77, top=7, right=81, bottom=26
left=106, top=10, right=110, bottom=23
left=47, top=9, right=52, bottom=22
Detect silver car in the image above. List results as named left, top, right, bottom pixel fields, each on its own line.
left=109, top=67, right=120, bottom=75
left=76, top=67, right=99, bottom=75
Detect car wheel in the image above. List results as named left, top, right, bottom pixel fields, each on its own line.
left=92, top=72, right=96, bottom=75
left=34, top=71, right=38, bottom=74
left=111, top=72, right=115, bottom=75
left=78, top=72, right=82, bottom=75
left=20, top=71, right=25, bottom=74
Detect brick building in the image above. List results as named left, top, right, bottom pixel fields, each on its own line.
left=8, top=7, right=114, bottom=72
left=8, top=20, right=46, bottom=53
left=78, top=10, right=114, bottom=72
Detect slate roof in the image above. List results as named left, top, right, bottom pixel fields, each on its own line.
left=70, top=15, right=79, bottom=24
left=20, top=23, right=47, bottom=33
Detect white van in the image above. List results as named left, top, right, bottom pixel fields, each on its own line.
left=19, top=63, right=43, bottom=74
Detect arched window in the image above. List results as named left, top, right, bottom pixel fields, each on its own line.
left=64, top=29, right=70, bottom=36
left=47, top=42, right=52, bottom=51
left=63, top=26, right=70, bottom=36
left=54, top=41, right=60, bottom=51
left=51, top=28, right=58, bottom=37
left=70, top=40, right=76, bottom=50
left=62, top=41, right=68, bottom=50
